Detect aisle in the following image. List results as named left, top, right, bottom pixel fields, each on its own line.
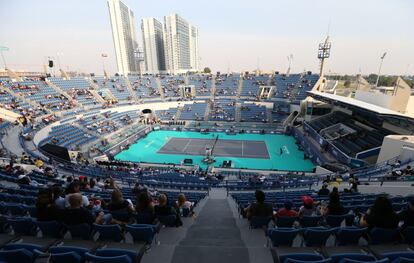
left=171, top=195, right=249, bottom=263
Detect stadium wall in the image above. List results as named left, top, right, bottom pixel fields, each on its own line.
left=377, top=135, right=414, bottom=163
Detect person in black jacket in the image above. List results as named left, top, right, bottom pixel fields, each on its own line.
left=360, top=196, right=398, bottom=230
left=36, top=187, right=64, bottom=222
left=398, top=198, right=414, bottom=228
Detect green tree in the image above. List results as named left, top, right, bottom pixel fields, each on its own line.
left=344, top=80, right=351, bottom=87
left=203, top=67, right=211, bottom=74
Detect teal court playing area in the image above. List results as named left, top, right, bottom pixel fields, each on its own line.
left=115, top=130, right=315, bottom=171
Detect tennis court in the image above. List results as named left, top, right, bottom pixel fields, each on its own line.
left=115, top=130, right=315, bottom=171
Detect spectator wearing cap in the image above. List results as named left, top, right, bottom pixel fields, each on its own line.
left=299, top=196, right=317, bottom=217
left=398, top=197, right=414, bottom=228
left=275, top=201, right=298, bottom=218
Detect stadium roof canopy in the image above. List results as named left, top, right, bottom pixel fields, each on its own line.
left=307, top=90, right=413, bottom=121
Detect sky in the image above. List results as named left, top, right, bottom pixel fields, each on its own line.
left=0, top=0, right=413, bottom=75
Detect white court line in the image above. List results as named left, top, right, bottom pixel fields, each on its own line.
left=182, top=138, right=192, bottom=152
left=283, top=145, right=290, bottom=155
left=145, top=140, right=154, bottom=148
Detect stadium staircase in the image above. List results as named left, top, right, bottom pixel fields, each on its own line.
left=125, top=77, right=140, bottom=102
left=88, top=82, right=107, bottom=103
left=210, top=75, right=216, bottom=99
left=140, top=187, right=275, bottom=262
left=237, top=78, right=244, bottom=98
left=204, top=103, right=211, bottom=121
left=45, top=80, right=75, bottom=103
left=156, top=77, right=165, bottom=101
left=235, top=103, right=241, bottom=122
left=169, top=188, right=252, bottom=263
left=266, top=107, right=273, bottom=123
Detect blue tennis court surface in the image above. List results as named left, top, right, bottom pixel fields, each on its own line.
left=115, top=130, right=315, bottom=171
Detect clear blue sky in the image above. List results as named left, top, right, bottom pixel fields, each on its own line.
left=0, top=0, right=413, bottom=75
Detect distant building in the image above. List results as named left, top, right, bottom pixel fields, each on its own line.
left=107, top=0, right=139, bottom=75
left=163, top=13, right=199, bottom=74
left=189, top=25, right=200, bottom=72
left=141, top=18, right=166, bottom=74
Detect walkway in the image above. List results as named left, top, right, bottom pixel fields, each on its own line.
left=171, top=189, right=249, bottom=263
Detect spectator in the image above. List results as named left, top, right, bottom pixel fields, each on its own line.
left=398, top=198, right=414, bottom=228
left=320, top=192, right=344, bottom=216
left=317, top=183, right=330, bottom=196
left=96, top=177, right=104, bottom=188
left=52, top=185, right=66, bottom=209
left=36, top=188, right=64, bottom=221
left=360, top=196, right=399, bottom=229
left=245, top=190, right=273, bottom=220
left=275, top=201, right=298, bottom=217
left=403, top=166, right=413, bottom=176
left=63, top=193, right=108, bottom=226
left=107, top=190, right=135, bottom=222
left=17, top=174, right=31, bottom=185
left=135, top=192, right=155, bottom=224
left=299, top=196, right=317, bottom=217
left=177, top=194, right=193, bottom=209
left=65, top=181, right=90, bottom=207
left=155, top=194, right=182, bottom=226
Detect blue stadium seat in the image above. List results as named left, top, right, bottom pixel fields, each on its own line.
left=94, top=248, right=140, bottom=263
left=48, top=246, right=90, bottom=263
left=369, top=228, right=400, bottom=245
left=85, top=252, right=131, bottom=263
left=401, top=227, right=414, bottom=244
left=302, top=227, right=334, bottom=246
left=125, top=224, right=156, bottom=244
left=285, top=259, right=332, bottom=263
left=301, top=216, right=323, bottom=227
left=330, top=253, right=376, bottom=263
left=279, top=253, right=325, bottom=263
left=326, top=214, right=354, bottom=227
left=36, top=220, right=65, bottom=238
left=8, top=217, right=37, bottom=235
left=0, top=248, right=34, bottom=263
left=66, top=223, right=92, bottom=240
left=110, top=210, right=132, bottom=222
left=276, top=216, right=298, bottom=228
left=250, top=216, right=272, bottom=229
left=267, top=228, right=301, bottom=247
left=382, top=252, right=414, bottom=262
left=93, top=224, right=123, bottom=242
left=158, top=215, right=177, bottom=227
left=335, top=227, right=368, bottom=246
left=49, top=251, right=82, bottom=263
left=338, top=259, right=389, bottom=263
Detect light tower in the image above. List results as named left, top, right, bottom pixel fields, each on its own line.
left=318, top=36, right=331, bottom=77
left=375, top=52, right=387, bottom=87
left=286, top=54, right=293, bottom=76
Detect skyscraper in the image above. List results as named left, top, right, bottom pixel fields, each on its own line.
left=189, top=25, right=200, bottom=72
left=163, top=13, right=199, bottom=74
left=141, top=18, right=165, bottom=74
left=107, top=0, right=139, bottom=75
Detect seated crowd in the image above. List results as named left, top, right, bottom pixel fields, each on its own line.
left=35, top=179, right=195, bottom=229
left=244, top=189, right=414, bottom=230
